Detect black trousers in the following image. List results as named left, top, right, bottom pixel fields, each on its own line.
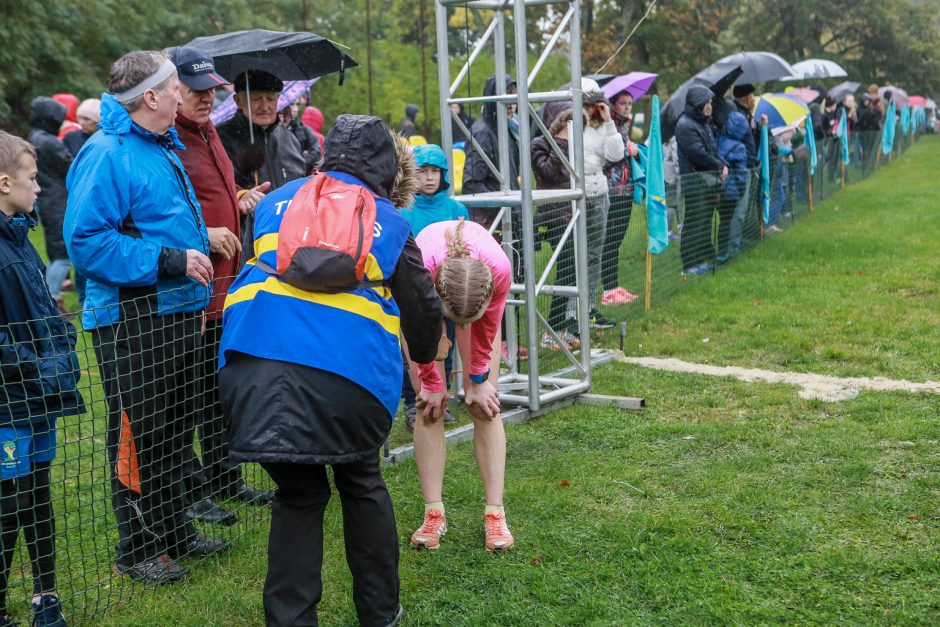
left=184, top=320, right=243, bottom=500
left=680, top=183, right=718, bottom=271
left=601, top=193, right=633, bottom=291
left=261, top=459, right=399, bottom=627
left=92, top=310, right=200, bottom=566
left=0, top=462, right=56, bottom=612
left=542, top=210, right=577, bottom=330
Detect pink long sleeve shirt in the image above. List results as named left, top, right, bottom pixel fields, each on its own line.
left=415, top=220, right=511, bottom=393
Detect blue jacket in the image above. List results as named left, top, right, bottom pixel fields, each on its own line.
left=718, top=112, right=750, bottom=201
left=400, top=144, right=469, bottom=236
left=0, top=213, right=84, bottom=427
left=219, top=171, right=414, bottom=417
left=64, top=94, right=211, bottom=329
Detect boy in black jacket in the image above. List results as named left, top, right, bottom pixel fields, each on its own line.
left=0, top=130, right=84, bottom=627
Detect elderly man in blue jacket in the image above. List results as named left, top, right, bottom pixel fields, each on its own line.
left=64, top=50, right=227, bottom=585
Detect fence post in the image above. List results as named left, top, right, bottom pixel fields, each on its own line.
left=644, top=250, right=652, bottom=313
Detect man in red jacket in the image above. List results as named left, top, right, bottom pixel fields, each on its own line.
left=170, top=45, right=273, bottom=524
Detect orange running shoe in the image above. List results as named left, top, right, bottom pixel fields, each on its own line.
left=484, top=511, right=514, bottom=552
left=411, top=508, right=447, bottom=549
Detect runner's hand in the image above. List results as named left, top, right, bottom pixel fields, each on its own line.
left=416, top=389, right=449, bottom=422
left=464, top=380, right=500, bottom=419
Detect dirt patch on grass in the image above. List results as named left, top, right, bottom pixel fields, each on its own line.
left=617, top=354, right=940, bottom=402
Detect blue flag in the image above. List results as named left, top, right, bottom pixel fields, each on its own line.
left=804, top=114, right=817, bottom=176
left=881, top=99, right=896, bottom=156
left=838, top=109, right=850, bottom=165
left=759, top=123, right=770, bottom=225
left=900, top=105, right=910, bottom=136
left=631, top=145, right=648, bottom=206
left=645, top=96, right=668, bottom=254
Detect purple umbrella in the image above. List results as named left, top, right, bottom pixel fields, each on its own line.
left=601, top=72, right=658, bottom=100
left=210, top=78, right=319, bottom=126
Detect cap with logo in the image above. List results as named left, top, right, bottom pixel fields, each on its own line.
left=169, top=46, right=229, bottom=91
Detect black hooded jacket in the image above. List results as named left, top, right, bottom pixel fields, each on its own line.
left=216, top=110, right=307, bottom=191
left=676, top=85, right=727, bottom=175
left=27, top=97, right=73, bottom=261
left=462, top=75, right=520, bottom=195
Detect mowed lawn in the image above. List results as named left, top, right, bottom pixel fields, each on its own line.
left=84, top=136, right=940, bottom=625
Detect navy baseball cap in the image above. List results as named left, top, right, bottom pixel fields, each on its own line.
left=169, top=46, right=229, bottom=90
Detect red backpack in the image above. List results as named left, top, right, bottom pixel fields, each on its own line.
left=255, top=173, right=381, bottom=293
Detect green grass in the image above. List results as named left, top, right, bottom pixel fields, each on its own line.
left=79, top=136, right=940, bottom=624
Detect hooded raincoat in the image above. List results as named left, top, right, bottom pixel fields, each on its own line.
left=676, top=85, right=727, bottom=175
left=28, top=97, right=73, bottom=262
left=400, top=144, right=469, bottom=237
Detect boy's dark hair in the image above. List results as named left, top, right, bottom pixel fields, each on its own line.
left=0, top=130, right=36, bottom=175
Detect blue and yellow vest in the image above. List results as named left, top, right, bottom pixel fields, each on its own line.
left=219, top=172, right=412, bottom=417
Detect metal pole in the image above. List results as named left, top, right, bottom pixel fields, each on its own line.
left=435, top=0, right=455, bottom=178
left=512, top=0, right=540, bottom=410
left=365, top=0, right=374, bottom=115
left=419, top=0, right=431, bottom=138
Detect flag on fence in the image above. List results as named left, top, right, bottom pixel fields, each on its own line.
left=899, top=105, right=910, bottom=136
left=646, top=95, right=668, bottom=254
left=631, top=145, right=648, bottom=205
left=881, top=99, right=896, bottom=156
left=804, top=114, right=817, bottom=176
left=838, top=108, right=850, bottom=165
left=759, top=123, right=770, bottom=225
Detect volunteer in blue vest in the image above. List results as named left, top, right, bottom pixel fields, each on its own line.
left=218, top=114, right=444, bottom=627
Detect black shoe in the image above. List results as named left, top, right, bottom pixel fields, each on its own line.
left=222, top=481, right=274, bottom=505
left=186, top=497, right=237, bottom=526
left=170, top=531, right=230, bottom=559
left=113, top=555, right=189, bottom=585
left=589, top=309, right=616, bottom=329
left=443, top=409, right=457, bottom=424
left=383, top=604, right=404, bottom=627
left=31, top=594, right=66, bottom=627
left=404, top=405, right=417, bottom=432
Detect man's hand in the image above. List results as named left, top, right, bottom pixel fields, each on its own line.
left=464, top=380, right=500, bottom=419
left=207, top=227, right=242, bottom=260
left=238, top=181, right=271, bottom=215
left=416, top=388, right=449, bottom=422
left=186, top=249, right=213, bottom=286
left=720, top=165, right=729, bottom=181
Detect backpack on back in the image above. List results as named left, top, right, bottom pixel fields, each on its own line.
left=256, top=173, right=379, bottom=293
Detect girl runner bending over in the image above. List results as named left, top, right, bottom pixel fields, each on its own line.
left=407, top=218, right=515, bottom=552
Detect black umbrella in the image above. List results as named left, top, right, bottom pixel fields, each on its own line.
left=661, top=62, right=743, bottom=140
left=828, top=81, right=861, bottom=103
left=187, top=29, right=358, bottom=83
left=714, top=51, right=797, bottom=86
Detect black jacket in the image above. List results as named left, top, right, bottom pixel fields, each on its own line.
left=856, top=103, right=882, bottom=132
left=462, top=75, right=520, bottom=195
left=0, top=213, right=84, bottom=427
left=28, top=97, right=73, bottom=261
left=285, top=119, right=321, bottom=174
left=731, top=99, right=759, bottom=168
left=676, top=85, right=727, bottom=175
left=216, top=110, right=307, bottom=191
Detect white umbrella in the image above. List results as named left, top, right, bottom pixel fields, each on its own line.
left=783, top=59, right=848, bottom=81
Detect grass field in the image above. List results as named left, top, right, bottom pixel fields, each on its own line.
left=74, top=136, right=940, bottom=625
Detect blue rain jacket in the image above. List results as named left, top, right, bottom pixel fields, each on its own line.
left=400, top=144, right=469, bottom=237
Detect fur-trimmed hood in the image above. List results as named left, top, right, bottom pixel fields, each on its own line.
left=322, top=114, right=417, bottom=207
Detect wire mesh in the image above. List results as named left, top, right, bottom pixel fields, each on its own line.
left=0, top=284, right=272, bottom=624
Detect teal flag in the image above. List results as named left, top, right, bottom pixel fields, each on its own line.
left=645, top=95, right=668, bottom=254
left=759, top=123, right=770, bottom=224
left=900, top=105, right=911, bottom=136
left=881, top=100, right=896, bottom=155
left=804, top=114, right=817, bottom=176
left=838, top=109, right=850, bottom=165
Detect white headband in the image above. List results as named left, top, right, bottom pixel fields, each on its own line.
left=113, top=59, right=177, bottom=103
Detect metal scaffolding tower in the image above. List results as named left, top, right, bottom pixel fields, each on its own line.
left=435, top=0, right=592, bottom=412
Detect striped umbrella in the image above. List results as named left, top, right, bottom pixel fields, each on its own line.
left=754, top=93, right=810, bottom=130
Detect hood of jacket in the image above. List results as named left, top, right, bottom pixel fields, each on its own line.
left=482, top=74, right=517, bottom=127
left=412, top=143, right=451, bottom=193
left=322, top=114, right=417, bottom=207
left=30, top=97, right=67, bottom=135
left=685, top=85, right=714, bottom=123
left=405, top=103, right=419, bottom=120
left=301, top=106, right=324, bottom=132
left=97, top=94, right=186, bottom=150
left=723, top=111, right=750, bottom=141
left=52, top=93, right=79, bottom=123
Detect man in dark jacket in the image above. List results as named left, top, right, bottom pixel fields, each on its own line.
left=676, top=85, right=728, bottom=275
left=0, top=130, right=82, bottom=626
left=27, top=97, right=73, bottom=313
left=399, top=103, right=419, bottom=138
left=218, top=115, right=443, bottom=626
left=170, top=45, right=273, bottom=528
left=462, top=75, right=520, bottom=229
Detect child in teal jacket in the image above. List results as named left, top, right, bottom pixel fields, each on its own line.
left=400, top=144, right=469, bottom=237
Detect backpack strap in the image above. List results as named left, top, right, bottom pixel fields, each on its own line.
left=253, top=258, right=385, bottom=291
